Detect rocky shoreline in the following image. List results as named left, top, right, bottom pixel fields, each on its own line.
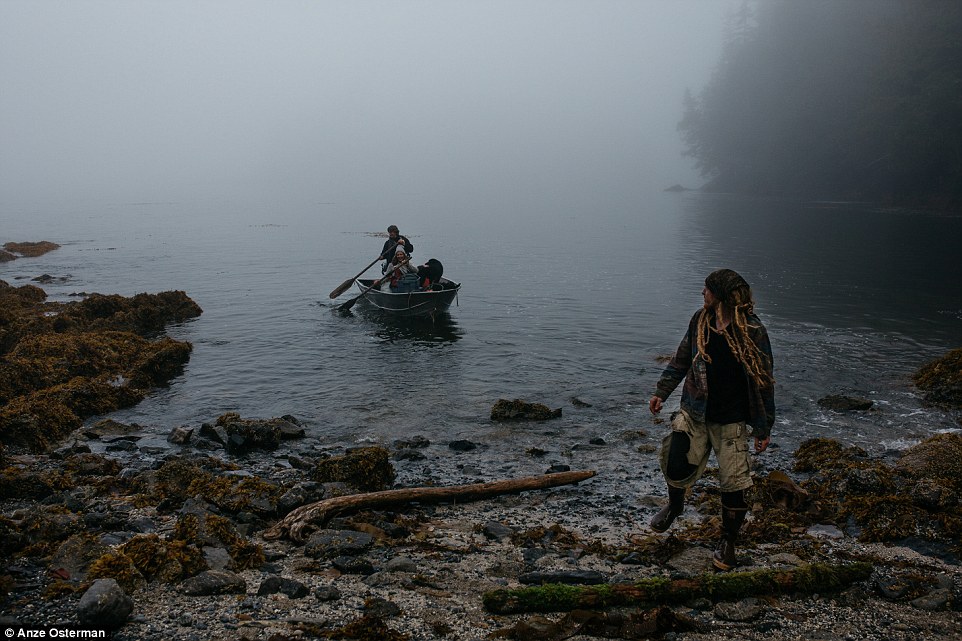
left=2, top=270, right=961, bottom=640
left=1, top=422, right=961, bottom=641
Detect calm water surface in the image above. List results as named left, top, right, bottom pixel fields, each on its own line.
left=3, top=192, right=961, bottom=489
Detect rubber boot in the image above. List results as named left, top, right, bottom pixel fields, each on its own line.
left=712, top=507, right=747, bottom=571
left=650, top=486, right=686, bottom=533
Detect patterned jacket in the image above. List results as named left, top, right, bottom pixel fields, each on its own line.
left=654, top=309, right=775, bottom=439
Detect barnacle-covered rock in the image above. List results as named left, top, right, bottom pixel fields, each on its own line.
left=312, top=446, right=395, bottom=492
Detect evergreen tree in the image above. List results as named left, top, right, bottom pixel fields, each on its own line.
left=679, top=0, right=962, bottom=208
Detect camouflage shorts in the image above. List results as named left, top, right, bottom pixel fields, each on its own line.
left=658, top=409, right=753, bottom=492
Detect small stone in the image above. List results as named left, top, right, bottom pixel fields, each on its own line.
left=167, top=426, right=194, bottom=445
left=314, top=585, right=341, bottom=601
left=384, top=557, right=418, bottom=573
left=363, top=596, right=402, bottom=618
left=482, top=521, right=515, bottom=542
left=805, top=524, right=844, bottom=539
left=766, top=553, right=803, bottom=566
left=392, top=449, right=426, bottom=461
left=714, top=597, right=766, bottom=622
left=203, top=546, right=234, bottom=571
left=332, top=556, right=375, bottom=575
left=179, top=570, right=247, bottom=596
left=257, top=576, right=309, bottom=599
left=393, top=435, right=430, bottom=449
left=911, top=588, right=952, bottom=611
left=305, top=530, right=374, bottom=559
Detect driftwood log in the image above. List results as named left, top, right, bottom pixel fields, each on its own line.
left=483, top=562, right=873, bottom=614
left=264, top=470, right=596, bottom=543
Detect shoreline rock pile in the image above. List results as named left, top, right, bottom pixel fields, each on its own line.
left=0, top=280, right=202, bottom=452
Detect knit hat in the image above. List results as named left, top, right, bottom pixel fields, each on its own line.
left=705, top=269, right=750, bottom=303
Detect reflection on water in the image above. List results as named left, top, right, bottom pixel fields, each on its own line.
left=358, top=309, right=464, bottom=345
left=682, top=194, right=962, bottom=343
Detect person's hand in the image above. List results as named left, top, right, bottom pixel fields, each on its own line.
left=754, top=436, right=770, bottom=453
left=649, top=396, right=663, bottom=414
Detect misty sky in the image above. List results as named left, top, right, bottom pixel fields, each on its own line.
left=1, top=1, right=734, bottom=212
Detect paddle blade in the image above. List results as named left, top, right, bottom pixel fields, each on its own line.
left=329, top=277, right=356, bottom=299
left=337, top=295, right=360, bottom=312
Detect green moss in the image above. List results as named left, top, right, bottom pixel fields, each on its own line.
left=483, top=563, right=873, bottom=614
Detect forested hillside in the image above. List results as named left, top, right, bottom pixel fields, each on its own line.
left=679, top=1, right=962, bottom=209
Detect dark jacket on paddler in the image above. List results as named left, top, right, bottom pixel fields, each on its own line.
left=653, top=309, right=775, bottom=439
left=380, top=236, right=413, bottom=269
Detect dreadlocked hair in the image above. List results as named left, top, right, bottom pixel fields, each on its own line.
left=696, top=272, right=774, bottom=390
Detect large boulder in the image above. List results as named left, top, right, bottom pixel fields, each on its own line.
left=313, top=447, right=395, bottom=492
left=208, top=412, right=303, bottom=454
left=896, top=433, right=962, bottom=493
left=914, top=349, right=962, bottom=409
left=77, top=579, right=133, bottom=630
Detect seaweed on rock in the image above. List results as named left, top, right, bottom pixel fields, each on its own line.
left=2, top=241, right=60, bottom=258
left=313, top=446, right=396, bottom=492
left=0, top=282, right=201, bottom=453
left=132, top=457, right=284, bottom=516
left=913, top=348, right=962, bottom=410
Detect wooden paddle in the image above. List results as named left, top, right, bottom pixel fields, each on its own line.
left=337, top=257, right=412, bottom=312
left=329, top=242, right=399, bottom=299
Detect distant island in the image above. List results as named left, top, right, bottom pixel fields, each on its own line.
left=1, top=240, right=61, bottom=262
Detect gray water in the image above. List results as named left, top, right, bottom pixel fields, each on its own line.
left=3, top=192, right=961, bottom=490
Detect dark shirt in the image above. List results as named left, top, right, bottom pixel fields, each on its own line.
left=380, top=236, right=413, bottom=264
left=654, top=308, right=775, bottom=438
left=705, top=326, right=750, bottom=424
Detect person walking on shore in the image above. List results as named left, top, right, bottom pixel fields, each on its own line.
left=648, top=268, right=775, bottom=571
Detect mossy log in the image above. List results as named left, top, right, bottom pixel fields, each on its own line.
left=482, top=561, right=872, bottom=614
left=264, top=470, right=596, bottom=543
